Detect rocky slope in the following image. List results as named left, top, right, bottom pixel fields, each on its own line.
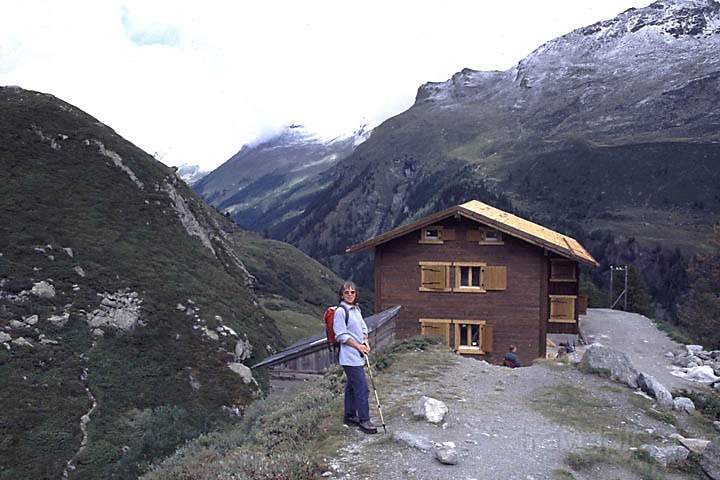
left=0, top=86, right=341, bottom=479
left=194, top=124, right=371, bottom=235
left=223, top=0, right=720, bottom=310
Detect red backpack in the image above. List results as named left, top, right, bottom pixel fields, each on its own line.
left=323, top=305, right=350, bottom=345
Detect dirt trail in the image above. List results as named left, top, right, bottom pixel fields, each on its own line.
left=580, top=308, right=699, bottom=392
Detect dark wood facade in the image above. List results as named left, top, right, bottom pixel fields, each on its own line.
left=372, top=216, right=583, bottom=366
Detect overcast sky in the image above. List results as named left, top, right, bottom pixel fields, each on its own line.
left=1, top=0, right=649, bottom=170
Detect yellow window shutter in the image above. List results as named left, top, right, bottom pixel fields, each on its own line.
left=549, top=295, right=576, bottom=322
left=421, top=264, right=447, bottom=290
left=482, top=324, right=494, bottom=352
left=481, top=266, right=507, bottom=290
left=467, top=229, right=483, bottom=241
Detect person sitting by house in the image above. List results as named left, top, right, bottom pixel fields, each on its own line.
left=503, top=345, right=521, bottom=368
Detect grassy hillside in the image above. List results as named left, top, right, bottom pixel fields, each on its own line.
left=0, top=86, right=340, bottom=479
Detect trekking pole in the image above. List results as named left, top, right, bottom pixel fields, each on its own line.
left=363, top=350, right=387, bottom=433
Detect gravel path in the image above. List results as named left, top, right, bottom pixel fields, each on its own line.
left=579, top=308, right=696, bottom=392
left=327, top=309, right=713, bottom=479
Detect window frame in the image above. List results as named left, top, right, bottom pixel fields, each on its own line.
left=549, top=294, right=577, bottom=323
left=452, top=261, right=487, bottom=293
left=418, top=261, right=452, bottom=292
left=453, top=319, right=487, bottom=355
left=419, top=225, right=444, bottom=244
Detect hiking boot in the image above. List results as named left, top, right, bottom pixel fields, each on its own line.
left=358, top=420, right=378, bottom=434
left=343, top=415, right=360, bottom=426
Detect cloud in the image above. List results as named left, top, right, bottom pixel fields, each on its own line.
left=0, top=0, right=650, bottom=171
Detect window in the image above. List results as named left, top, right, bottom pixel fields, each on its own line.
left=454, top=262, right=486, bottom=292
left=419, top=318, right=451, bottom=345
left=419, top=225, right=444, bottom=244
left=453, top=320, right=493, bottom=355
left=419, top=262, right=451, bottom=292
left=550, top=259, right=576, bottom=282
left=549, top=295, right=577, bottom=323
left=467, top=228, right=504, bottom=244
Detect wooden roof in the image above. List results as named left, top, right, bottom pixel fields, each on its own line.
left=251, top=305, right=401, bottom=369
left=346, top=200, right=599, bottom=267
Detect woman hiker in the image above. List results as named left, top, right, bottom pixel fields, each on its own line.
left=333, top=281, right=378, bottom=434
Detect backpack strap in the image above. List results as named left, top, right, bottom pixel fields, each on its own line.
left=336, top=304, right=354, bottom=343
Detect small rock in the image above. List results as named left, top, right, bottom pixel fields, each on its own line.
left=11, top=337, right=34, bottom=348
left=0, top=332, right=12, bottom=343
left=227, top=362, right=254, bottom=384
left=673, top=397, right=696, bottom=414
left=641, top=444, right=689, bottom=468
left=176, top=303, right=186, bottom=311
left=24, top=315, right=39, bottom=326
left=203, top=328, right=219, bottom=341
left=63, top=247, right=74, bottom=258
left=710, top=351, right=720, bottom=360
left=664, top=352, right=675, bottom=358
left=392, top=431, right=433, bottom=451
left=234, top=338, right=253, bottom=361
left=39, top=337, right=59, bottom=345
left=714, top=421, right=720, bottom=432
left=74, top=266, right=86, bottom=277
left=9, top=320, right=26, bottom=329
left=679, top=437, right=711, bottom=454
left=412, top=396, right=449, bottom=424
left=91, top=328, right=104, bottom=337
left=31, top=281, right=55, bottom=299
left=433, top=444, right=459, bottom=465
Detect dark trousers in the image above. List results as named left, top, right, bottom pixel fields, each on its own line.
left=343, top=365, right=370, bottom=422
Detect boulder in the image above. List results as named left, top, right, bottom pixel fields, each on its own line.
left=673, top=356, right=695, bottom=368
left=673, top=397, right=696, bottom=414
left=234, top=338, right=253, bottom=361
left=433, top=442, right=458, bottom=465
left=580, top=344, right=640, bottom=388
left=673, top=365, right=720, bottom=384
left=702, top=440, right=720, bottom=480
left=710, top=351, right=720, bottom=360
left=638, top=373, right=674, bottom=409
left=392, top=431, right=433, bottom=451
left=679, top=437, right=710, bottom=454
left=412, top=396, right=448, bottom=424
left=11, top=337, right=34, bottom=348
left=47, top=313, right=70, bottom=328
left=641, top=444, right=689, bottom=468
left=91, top=328, right=104, bottom=337
left=24, top=315, right=39, bottom=326
left=687, top=345, right=704, bottom=356
left=0, top=332, right=12, bottom=343
left=227, top=362, right=254, bottom=384
left=9, top=320, right=26, bottom=329
left=664, top=352, right=675, bottom=358
left=31, top=281, right=55, bottom=298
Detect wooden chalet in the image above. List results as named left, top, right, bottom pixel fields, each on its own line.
left=251, top=306, right=400, bottom=377
left=346, top=200, right=598, bottom=366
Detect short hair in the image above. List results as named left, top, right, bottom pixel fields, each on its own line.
left=509, top=345, right=517, bottom=352
left=338, top=280, right=359, bottom=305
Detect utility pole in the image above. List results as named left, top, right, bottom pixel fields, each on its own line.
left=609, top=265, right=629, bottom=310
